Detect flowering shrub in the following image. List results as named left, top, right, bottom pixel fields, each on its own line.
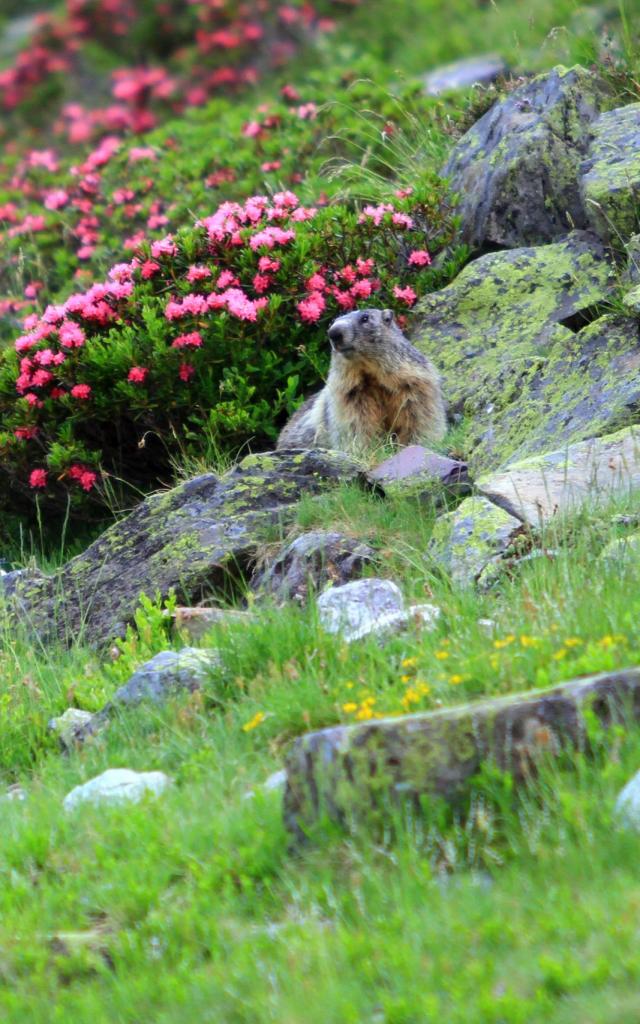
left=0, top=183, right=460, bottom=518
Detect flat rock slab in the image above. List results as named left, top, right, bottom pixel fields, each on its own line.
left=442, top=64, right=608, bottom=248
left=582, top=103, right=640, bottom=242
left=367, top=445, right=470, bottom=498
left=478, top=426, right=640, bottom=526
left=251, top=531, right=375, bottom=604
left=415, top=232, right=615, bottom=473
left=424, top=55, right=507, bottom=95
left=428, top=496, right=525, bottom=586
left=0, top=450, right=361, bottom=647
left=284, top=668, right=640, bottom=840
left=64, top=769, right=171, bottom=812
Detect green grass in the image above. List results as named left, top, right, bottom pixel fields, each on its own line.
left=2, top=482, right=640, bottom=1020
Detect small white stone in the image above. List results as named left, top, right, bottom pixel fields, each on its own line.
left=318, top=578, right=405, bottom=643
left=615, top=770, right=640, bottom=830
left=63, top=768, right=171, bottom=812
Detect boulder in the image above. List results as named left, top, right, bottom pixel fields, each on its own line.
left=63, top=768, right=171, bottom=811
left=442, top=65, right=608, bottom=248
left=415, top=232, right=615, bottom=472
left=424, top=55, right=507, bottom=95
left=251, top=531, right=375, bottom=604
left=466, top=314, right=640, bottom=471
left=284, top=668, right=640, bottom=840
left=581, top=103, right=640, bottom=242
left=366, top=445, right=470, bottom=499
left=0, top=450, right=361, bottom=647
left=477, top=426, right=640, bottom=526
left=428, top=496, right=525, bottom=586
left=110, top=648, right=219, bottom=706
left=317, top=578, right=439, bottom=642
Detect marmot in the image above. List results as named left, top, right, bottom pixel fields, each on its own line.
left=277, top=307, right=446, bottom=452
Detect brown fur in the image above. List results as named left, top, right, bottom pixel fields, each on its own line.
left=277, top=308, right=446, bottom=452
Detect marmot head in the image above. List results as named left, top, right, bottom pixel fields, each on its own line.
left=327, top=308, right=399, bottom=360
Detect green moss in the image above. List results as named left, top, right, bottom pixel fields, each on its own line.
left=428, top=496, right=522, bottom=586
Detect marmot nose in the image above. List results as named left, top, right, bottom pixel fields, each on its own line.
left=328, top=324, right=344, bottom=346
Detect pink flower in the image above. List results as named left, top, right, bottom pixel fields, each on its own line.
left=141, top=260, right=161, bottom=279
left=258, top=257, right=280, bottom=273
left=14, top=426, right=38, bottom=441
left=29, top=468, right=47, bottom=489
left=71, top=384, right=92, bottom=400
left=44, top=189, right=69, bottom=211
left=393, top=285, right=417, bottom=307
left=186, top=265, right=212, bottom=283
left=252, top=273, right=271, bottom=294
left=392, top=212, right=414, bottom=229
left=297, top=291, right=326, bottom=323
left=128, top=366, right=148, bottom=383
left=394, top=187, right=413, bottom=199
left=150, top=235, right=177, bottom=258
left=179, top=363, right=195, bottom=382
left=69, top=464, right=97, bottom=491
left=59, top=321, right=86, bottom=348
left=217, top=270, right=239, bottom=289
left=129, top=147, right=157, bottom=162
left=306, top=273, right=326, bottom=292
left=351, top=279, right=373, bottom=299
left=408, top=249, right=432, bottom=267
left=172, top=331, right=203, bottom=349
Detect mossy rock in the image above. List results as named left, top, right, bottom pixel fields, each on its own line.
left=581, top=103, right=640, bottom=243
left=284, top=668, right=640, bottom=841
left=414, top=231, right=617, bottom=471
left=0, top=450, right=362, bottom=647
left=427, top=495, right=524, bottom=586
left=442, top=64, right=609, bottom=248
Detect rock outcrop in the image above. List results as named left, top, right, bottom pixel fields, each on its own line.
left=284, top=668, right=640, bottom=840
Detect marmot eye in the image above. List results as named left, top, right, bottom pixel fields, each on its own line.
left=360, top=313, right=369, bottom=324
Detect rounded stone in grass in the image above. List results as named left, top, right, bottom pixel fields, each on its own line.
left=63, top=768, right=171, bottom=812
left=615, top=771, right=640, bottom=831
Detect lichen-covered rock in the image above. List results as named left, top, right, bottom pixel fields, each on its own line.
left=442, top=65, right=608, bottom=247
left=423, top=55, right=507, bottom=95
left=63, top=769, right=171, bottom=812
left=428, top=496, right=524, bottom=586
left=599, top=532, right=640, bottom=566
left=366, top=445, right=470, bottom=499
left=0, top=450, right=361, bottom=647
left=478, top=426, right=640, bottom=526
left=251, top=531, right=375, bottom=604
left=414, top=233, right=615, bottom=470
left=581, top=103, right=640, bottom=242
left=470, top=314, right=640, bottom=471
left=111, top=648, right=220, bottom=706
left=284, top=668, right=640, bottom=840
left=317, top=578, right=405, bottom=642
left=48, top=708, right=95, bottom=750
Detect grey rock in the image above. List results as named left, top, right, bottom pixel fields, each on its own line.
left=366, top=445, right=470, bottom=499
left=414, top=232, right=616, bottom=473
left=317, top=578, right=405, bottom=642
left=428, top=496, right=525, bottom=586
left=615, top=769, right=640, bottom=830
left=0, top=450, right=362, bottom=648
left=581, top=103, right=640, bottom=242
left=48, top=708, right=95, bottom=750
left=284, top=668, right=640, bottom=840
left=442, top=65, right=608, bottom=248
left=112, top=647, right=219, bottom=706
left=424, top=55, right=507, bottom=95
left=477, top=426, right=640, bottom=527
left=63, top=768, right=171, bottom=812
left=251, top=531, right=375, bottom=604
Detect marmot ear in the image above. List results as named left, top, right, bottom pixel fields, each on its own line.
left=382, top=308, right=394, bottom=324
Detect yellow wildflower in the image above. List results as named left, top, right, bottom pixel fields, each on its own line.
left=342, top=702, right=358, bottom=714
left=519, top=635, right=539, bottom=648
left=563, top=637, right=582, bottom=648
left=552, top=648, right=567, bottom=661
left=242, top=711, right=265, bottom=732
left=356, top=705, right=374, bottom=721
left=400, top=674, right=412, bottom=684
left=402, top=657, right=418, bottom=669
left=494, top=635, right=515, bottom=650
left=435, top=650, right=449, bottom=660
left=449, top=674, right=464, bottom=685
